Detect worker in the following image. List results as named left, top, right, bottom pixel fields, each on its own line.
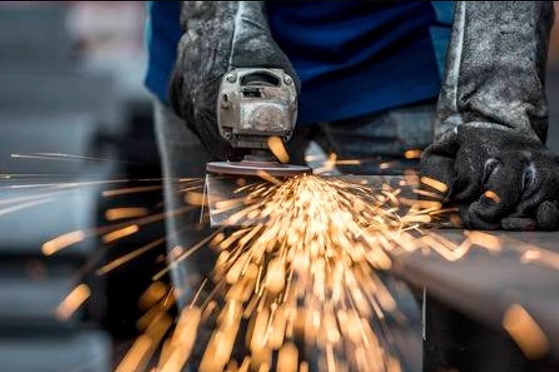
left=144, top=1, right=558, bottom=370
left=421, top=2, right=559, bottom=232
left=147, top=1, right=559, bottom=233
left=146, top=1, right=454, bottom=176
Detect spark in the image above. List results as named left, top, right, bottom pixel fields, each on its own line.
left=520, top=248, right=559, bottom=271
left=116, top=313, right=173, bottom=372
left=420, top=234, right=468, bottom=262
left=152, top=228, right=225, bottom=281
left=55, top=283, right=91, bottom=321
left=11, top=152, right=137, bottom=164
left=267, top=136, right=290, bottom=164
left=42, top=206, right=193, bottom=256
left=105, top=207, right=149, bottom=221
left=0, top=177, right=168, bottom=190
left=379, top=161, right=393, bottom=170
left=412, top=188, right=443, bottom=200
left=136, top=295, right=175, bottom=331
left=398, top=197, right=442, bottom=210
left=420, top=176, right=448, bottom=194
left=484, top=190, right=501, bottom=203
left=256, top=170, right=283, bottom=185
left=180, top=184, right=206, bottom=193
left=43, top=230, right=87, bottom=256
left=184, top=191, right=206, bottom=206
left=189, top=278, right=209, bottom=308
left=101, top=224, right=139, bottom=244
left=496, top=235, right=559, bottom=271
left=116, top=335, right=153, bottom=372
left=404, top=149, right=422, bottom=159
left=138, top=281, right=169, bottom=310
left=502, top=304, right=549, bottom=360
left=277, top=342, right=298, bottom=372
left=102, top=185, right=162, bottom=197
left=177, top=171, right=559, bottom=370
left=96, top=236, right=166, bottom=275
left=334, top=159, right=362, bottom=165
left=465, top=231, right=502, bottom=252
left=158, top=306, right=202, bottom=371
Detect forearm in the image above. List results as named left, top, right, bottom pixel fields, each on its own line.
left=436, top=1, right=554, bottom=142
left=179, top=1, right=266, bottom=29
left=168, top=0, right=298, bottom=161
left=178, top=1, right=288, bottom=71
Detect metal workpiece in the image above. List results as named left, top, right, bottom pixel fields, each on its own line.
left=362, top=176, right=559, bottom=360
left=396, top=229, right=559, bottom=359
left=217, top=68, right=298, bottom=150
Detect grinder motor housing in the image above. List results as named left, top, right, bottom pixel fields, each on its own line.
left=216, top=68, right=298, bottom=150
left=207, top=68, right=310, bottom=177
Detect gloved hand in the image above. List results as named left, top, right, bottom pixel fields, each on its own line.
left=168, top=1, right=300, bottom=161
left=422, top=126, right=559, bottom=230
left=420, top=1, right=559, bottom=231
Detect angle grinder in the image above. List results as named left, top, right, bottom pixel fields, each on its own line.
left=206, top=68, right=311, bottom=177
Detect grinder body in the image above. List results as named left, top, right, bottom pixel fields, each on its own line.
left=206, top=68, right=310, bottom=177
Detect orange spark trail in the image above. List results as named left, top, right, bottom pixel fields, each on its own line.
left=42, top=206, right=194, bottom=256
left=55, top=283, right=91, bottom=321
left=97, top=236, right=166, bottom=275
left=105, top=207, right=149, bottom=221
left=102, top=185, right=162, bottom=197
left=101, top=224, right=139, bottom=244
left=175, top=175, right=435, bottom=371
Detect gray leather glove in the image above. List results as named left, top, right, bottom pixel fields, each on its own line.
left=168, top=1, right=300, bottom=161
left=420, top=1, right=559, bottom=230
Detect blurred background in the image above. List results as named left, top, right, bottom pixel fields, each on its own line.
left=0, top=2, right=164, bottom=371
left=1, top=2, right=559, bottom=371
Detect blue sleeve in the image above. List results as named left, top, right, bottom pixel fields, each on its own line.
left=430, top=1, right=455, bottom=78
left=144, top=1, right=183, bottom=104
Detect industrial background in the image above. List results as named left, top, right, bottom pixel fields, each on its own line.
left=1, top=2, right=559, bottom=372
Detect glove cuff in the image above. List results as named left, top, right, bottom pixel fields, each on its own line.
left=178, top=1, right=300, bottom=93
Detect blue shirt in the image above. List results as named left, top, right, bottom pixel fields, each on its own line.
left=144, top=1, right=453, bottom=125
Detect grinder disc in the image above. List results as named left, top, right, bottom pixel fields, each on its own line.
left=206, top=160, right=311, bottom=177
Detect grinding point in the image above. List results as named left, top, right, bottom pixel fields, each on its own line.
left=206, top=160, right=311, bottom=177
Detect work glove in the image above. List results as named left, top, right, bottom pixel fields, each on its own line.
left=420, top=1, right=559, bottom=231
left=168, top=1, right=300, bottom=161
